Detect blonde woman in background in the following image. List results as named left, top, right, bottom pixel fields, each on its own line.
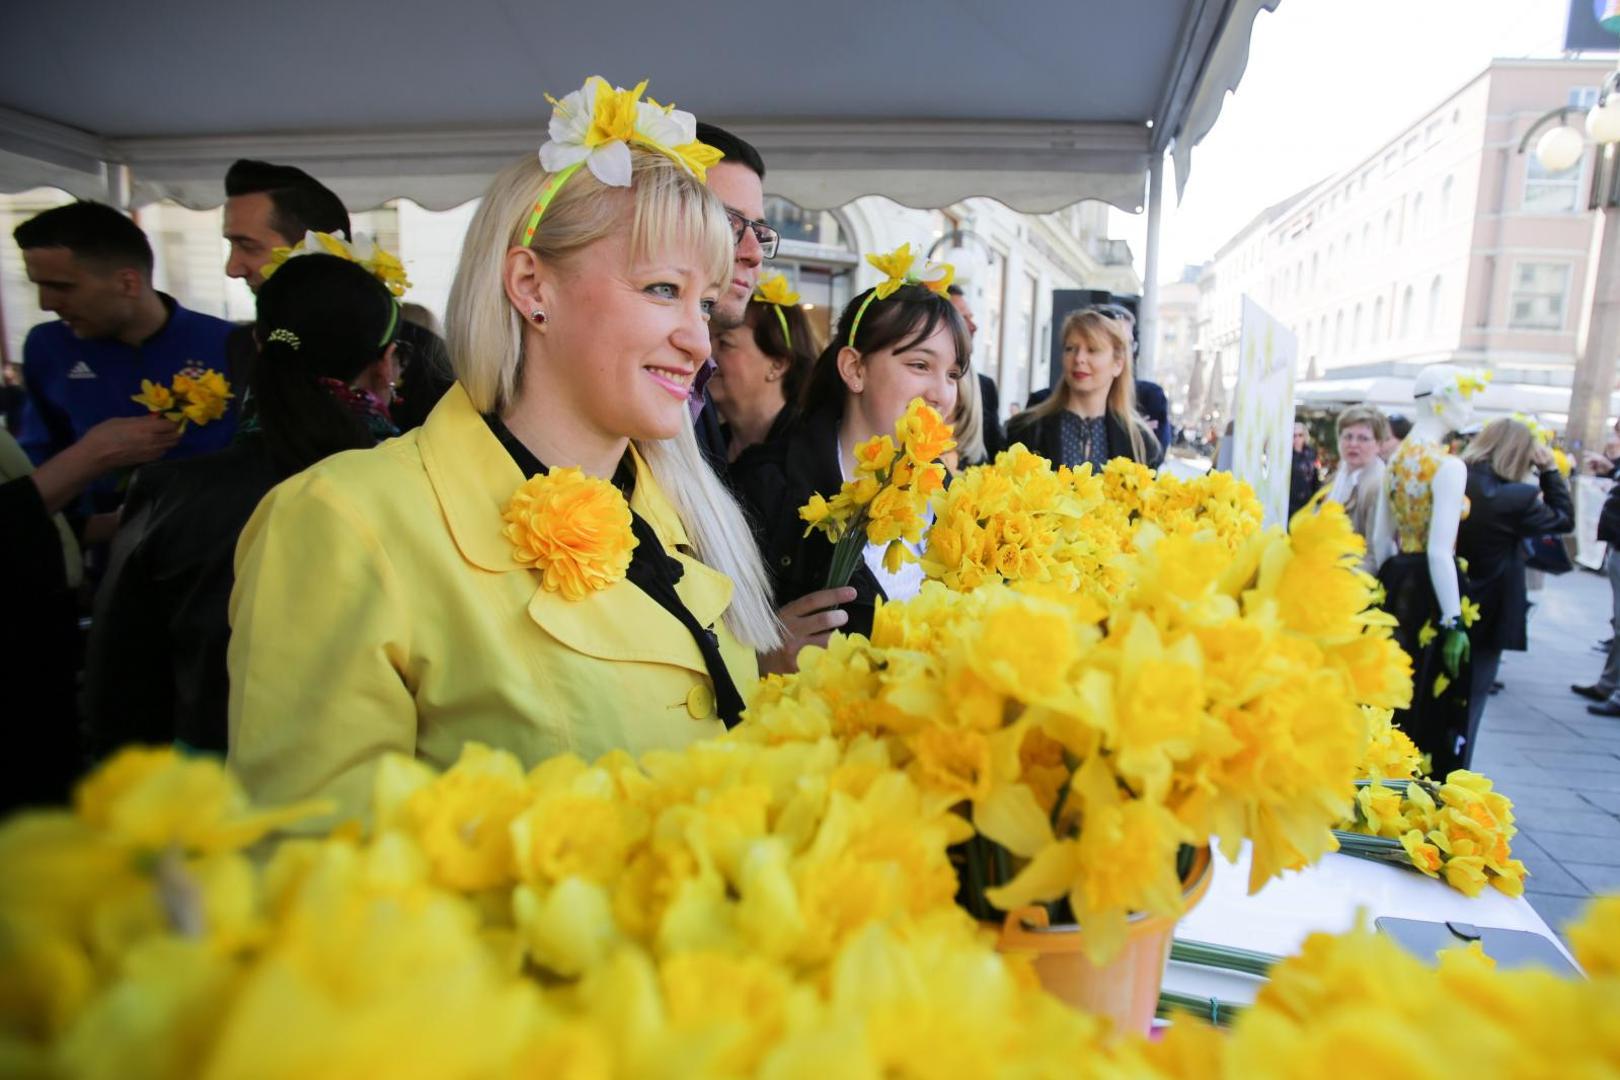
left=1006, top=308, right=1161, bottom=468
left=1322, top=404, right=1389, bottom=571
left=227, top=121, right=782, bottom=823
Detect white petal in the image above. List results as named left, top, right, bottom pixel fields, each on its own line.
left=666, top=107, right=698, bottom=146
left=635, top=103, right=685, bottom=149
left=540, top=141, right=590, bottom=174
left=586, top=141, right=633, bottom=187
left=547, top=88, right=590, bottom=144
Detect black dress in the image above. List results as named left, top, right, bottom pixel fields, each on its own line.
left=728, top=403, right=887, bottom=639
left=1456, top=464, right=1573, bottom=652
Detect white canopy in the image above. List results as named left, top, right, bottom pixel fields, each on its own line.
left=0, top=0, right=1279, bottom=214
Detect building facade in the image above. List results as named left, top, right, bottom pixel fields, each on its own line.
left=1192, top=57, right=1614, bottom=428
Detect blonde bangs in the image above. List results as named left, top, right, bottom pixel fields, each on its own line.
left=630, top=162, right=733, bottom=293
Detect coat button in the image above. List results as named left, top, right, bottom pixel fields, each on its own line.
left=685, top=682, right=716, bottom=720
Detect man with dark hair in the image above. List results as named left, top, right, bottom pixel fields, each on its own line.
left=946, top=284, right=1006, bottom=457
left=223, top=159, right=352, bottom=292
left=14, top=201, right=234, bottom=524
left=689, top=123, right=777, bottom=474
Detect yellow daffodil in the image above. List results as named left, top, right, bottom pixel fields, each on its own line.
left=1460, top=597, right=1481, bottom=629
left=1418, top=620, right=1438, bottom=648
left=131, top=379, right=174, bottom=414
left=753, top=273, right=800, bottom=307
left=865, top=243, right=917, bottom=300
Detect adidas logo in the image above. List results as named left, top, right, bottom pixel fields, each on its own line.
left=67, top=361, right=97, bottom=380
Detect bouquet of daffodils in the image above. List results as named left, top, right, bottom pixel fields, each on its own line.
left=1336, top=708, right=1526, bottom=897
left=745, top=497, right=1414, bottom=963
left=799, top=398, right=953, bottom=587
left=132, top=368, right=234, bottom=431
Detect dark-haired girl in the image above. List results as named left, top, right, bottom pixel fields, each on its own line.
left=730, top=282, right=970, bottom=664
left=83, top=253, right=401, bottom=758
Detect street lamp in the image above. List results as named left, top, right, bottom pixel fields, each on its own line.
left=1518, top=62, right=1620, bottom=457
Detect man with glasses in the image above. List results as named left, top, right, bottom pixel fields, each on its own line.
left=690, top=123, right=779, bottom=472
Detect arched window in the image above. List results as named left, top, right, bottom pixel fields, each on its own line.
left=1427, top=276, right=1443, bottom=335
left=1440, top=175, right=1455, bottom=222
left=1372, top=297, right=1385, bottom=343
left=1310, top=252, right=1319, bottom=291
left=1411, top=192, right=1425, bottom=236
left=1400, top=285, right=1415, bottom=337
left=1361, top=223, right=1372, bottom=252
left=1352, top=303, right=1364, bottom=349
left=1383, top=209, right=1396, bottom=249
left=1334, top=310, right=1345, bottom=353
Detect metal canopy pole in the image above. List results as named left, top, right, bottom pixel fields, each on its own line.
left=1138, top=152, right=1165, bottom=380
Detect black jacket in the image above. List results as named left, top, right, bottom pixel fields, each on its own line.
left=1456, top=463, right=1573, bottom=652
left=979, top=374, right=1007, bottom=459
left=1600, top=480, right=1620, bottom=548
left=728, top=404, right=886, bottom=639
left=83, top=433, right=285, bottom=758
left=1004, top=408, right=1164, bottom=469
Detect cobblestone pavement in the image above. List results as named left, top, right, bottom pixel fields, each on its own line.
left=1470, top=566, right=1620, bottom=943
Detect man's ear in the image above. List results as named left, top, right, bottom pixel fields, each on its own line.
left=836, top=345, right=865, bottom=394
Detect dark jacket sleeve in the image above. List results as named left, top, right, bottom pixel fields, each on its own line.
left=979, top=375, right=1006, bottom=458
left=83, top=466, right=178, bottom=759
left=1514, top=469, right=1574, bottom=537
left=1601, top=481, right=1620, bottom=547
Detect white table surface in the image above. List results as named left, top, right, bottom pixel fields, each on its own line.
left=1161, top=842, right=1574, bottom=1007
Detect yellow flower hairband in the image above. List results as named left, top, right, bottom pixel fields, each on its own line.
left=260, top=231, right=410, bottom=347
left=1416, top=369, right=1491, bottom=403
left=753, top=273, right=800, bottom=349
left=521, top=76, right=723, bottom=247
left=846, top=243, right=955, bottom=347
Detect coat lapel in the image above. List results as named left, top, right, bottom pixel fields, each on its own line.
left=418, top=386, right=723, bottom=677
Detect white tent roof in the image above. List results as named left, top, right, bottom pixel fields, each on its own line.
left=0, top=0, right=1279, bottom=213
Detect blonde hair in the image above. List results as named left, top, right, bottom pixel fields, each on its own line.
left=1462, top=417, right=1537, bottom=482
left=951, top=367, right=987, bottom=465
left=446, top=153, right=782, bottom=652
left=1015, top=309, right=1150, bottom=462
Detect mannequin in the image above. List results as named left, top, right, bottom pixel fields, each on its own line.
left=1370, top=364, right=1479, bottom=774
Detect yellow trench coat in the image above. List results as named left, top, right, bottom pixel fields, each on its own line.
left=227, top=383, right=757, bottom=826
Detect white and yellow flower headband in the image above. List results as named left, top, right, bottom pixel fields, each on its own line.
left=259, top=230, right=409, bottom=346
left=522, top=76, right=723, bottom=247
left=753, top=273, right=800, bottom=349
left=847, top=243, right=955, bottom=346
left=1415, top=369, right=1492, bottom=403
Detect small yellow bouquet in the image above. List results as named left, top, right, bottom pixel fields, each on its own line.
left=1336, top=709, right=1526, bottom=897
left=799, top=397, right=953, bottom=587
left=132, top=368, right=234, bottom=432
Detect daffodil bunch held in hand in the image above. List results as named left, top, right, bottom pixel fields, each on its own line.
left=131, top=367, right=234, bottom=432
left=746, top=498, right=1414, bottom=964
left=799, top=397, right=954, bottom=588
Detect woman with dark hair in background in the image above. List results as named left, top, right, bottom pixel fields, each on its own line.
left=1007, top=308, right=1160, bottom=469
left=709, top=276, right=818, bottom=465
left=730, top=279, right=970, bottom=663
left=1455, top=417, right=1573, bottom=755
left=83, top=252, right=402, bottom=758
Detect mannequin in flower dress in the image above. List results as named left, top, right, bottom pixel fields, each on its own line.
left=1370, top=365, right=1481, bottom=774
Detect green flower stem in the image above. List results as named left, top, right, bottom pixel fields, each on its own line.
left=1168, top=938, right=1280, bottom=978
left=823, top=512, right=871, bottom=590
left=1157, top=989, right=1245, bottom=1027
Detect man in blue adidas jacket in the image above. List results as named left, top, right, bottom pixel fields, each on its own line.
left=14, top=201, right=236, bottom=525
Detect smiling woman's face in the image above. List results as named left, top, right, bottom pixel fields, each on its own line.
left=540, top=225, right=720, bottom=442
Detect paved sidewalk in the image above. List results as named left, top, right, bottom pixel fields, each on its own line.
left=1468, top=566, right=1620, bottom=943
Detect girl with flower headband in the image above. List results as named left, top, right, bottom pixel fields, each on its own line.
left=730, top=247, right=970, bottom=657
left=227, top=77, right=781, bottom=825
left=709, top=272, right=819, bottom=464
left=87, top=252, right=403, bottom=760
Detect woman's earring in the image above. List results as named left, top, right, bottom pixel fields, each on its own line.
left=529, top=309, right=547, bottom=324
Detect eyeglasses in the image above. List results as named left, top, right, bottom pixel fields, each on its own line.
left=725, top=208, right=780, bottom=259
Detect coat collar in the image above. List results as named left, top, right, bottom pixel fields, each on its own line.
left=418, top=383, right=729, bottom=673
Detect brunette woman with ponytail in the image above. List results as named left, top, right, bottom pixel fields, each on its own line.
left=84, top=254, right=400, bottom=759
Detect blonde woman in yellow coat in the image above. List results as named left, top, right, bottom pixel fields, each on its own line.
left=227, top=110, right=782, bottom=825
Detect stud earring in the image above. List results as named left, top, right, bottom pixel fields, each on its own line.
left=529, top=309, right=547, bottom=324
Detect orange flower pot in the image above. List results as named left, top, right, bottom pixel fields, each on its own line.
left=994, top=845, right=1213, bottom=1036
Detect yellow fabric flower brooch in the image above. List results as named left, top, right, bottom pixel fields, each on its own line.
left=501, top=468, right=638, bottom=600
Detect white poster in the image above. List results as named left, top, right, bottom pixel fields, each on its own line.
left=1231, top=297, right=1297, bottom=528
